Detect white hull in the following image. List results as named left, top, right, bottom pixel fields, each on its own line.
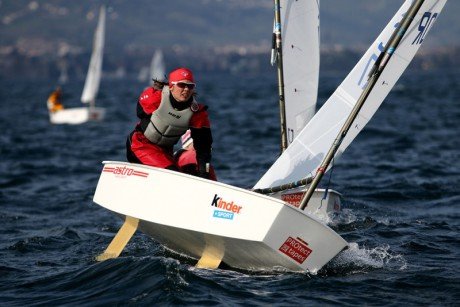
left=50, top=6, right=106, bottom=126
left=49, top=107, right=105, bottom=125
left=93, top=161, right=347, bottom=272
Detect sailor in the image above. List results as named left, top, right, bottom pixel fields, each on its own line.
left=126, top=67, right=214, bottom=179
left=47, top=86, right=64, bottom=113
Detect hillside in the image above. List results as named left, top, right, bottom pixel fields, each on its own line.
left=1, top=0, right=458, bottom=79
left=2, top=1, right=458, bottom=51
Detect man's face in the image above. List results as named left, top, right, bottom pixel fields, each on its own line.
left=170, top=80, right=195, bottom=102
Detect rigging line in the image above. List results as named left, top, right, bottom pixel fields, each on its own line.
left=323, top=157, right=335, bottom=200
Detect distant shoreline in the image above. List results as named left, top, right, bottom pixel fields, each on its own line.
left=1, top=45, right=458, bottom=80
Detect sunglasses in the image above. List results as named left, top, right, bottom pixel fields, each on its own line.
left=172, top=81, right=196, bottom=90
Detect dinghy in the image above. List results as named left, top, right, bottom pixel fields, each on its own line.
left=49, top=6, right=106, bottom=125
left=137, top=49, right=166, bottom=84
left=150, top=49, right=166, bottom=82
left=93, top=0, right=446, bottom=272
left=94, top=161, right=347, bottom=273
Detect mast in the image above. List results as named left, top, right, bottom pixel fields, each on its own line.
left=273, top=0, right=288, bottom=152
left=299, top=0, right=425, bottom=210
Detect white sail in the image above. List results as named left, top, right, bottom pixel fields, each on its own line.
left=281, top=0, right=320, bottom=145
left=254, top=0, right=447, bottom=189
left=150, top=49, right=166, bottom=82
left=81, top=6, right=106, bottom=104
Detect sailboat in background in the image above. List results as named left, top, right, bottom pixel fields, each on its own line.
left=137, top=49, right=166, bottom=84
left=91, top=0, right=446, bottom=272
left=264, top=0, right=341, bottom=218
left=137, top=67, right=149, bottom=82
left=48, top=6, right=106, bottom=125
left=150, top=49, right=166, bottom=82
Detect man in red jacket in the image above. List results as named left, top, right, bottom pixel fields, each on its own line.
left=126, top=67, right=214, bottom=179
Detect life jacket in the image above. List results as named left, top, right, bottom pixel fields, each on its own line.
left=47, top=92, right=64, bottom=113
left=143, top=87, right=198, bottom=147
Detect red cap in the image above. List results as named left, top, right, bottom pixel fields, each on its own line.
left=168, top=68, right=194, bottom=86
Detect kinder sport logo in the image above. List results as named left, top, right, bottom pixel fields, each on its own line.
left=103, top=165, right=149, bottom=178
left=211, top=194, right=243, bottom=220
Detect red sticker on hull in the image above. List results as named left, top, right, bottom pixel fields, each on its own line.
left=279, top=236, right=312, bottom=264
left=281, top=192, right=303, bottom=208
left=103, top=166, right=149, bottom=178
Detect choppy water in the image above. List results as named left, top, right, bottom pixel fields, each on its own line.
left=1, top=68, right=459, bottom=306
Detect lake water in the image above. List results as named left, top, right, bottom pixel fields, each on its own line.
left=0, top=68, right=459, bottom=305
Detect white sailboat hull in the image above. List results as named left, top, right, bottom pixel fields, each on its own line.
left=49, top=107, right=105, bottom=125
left=93, top=161, right=347, bottom=272
left=49, top=6, right=106, bottom=125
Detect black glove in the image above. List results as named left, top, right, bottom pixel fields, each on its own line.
left=198, top=162, right=210, bottom=179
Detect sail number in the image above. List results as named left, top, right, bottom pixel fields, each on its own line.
left=412, top=12, right=438, bottom=45
left=358, top=9, right=439, bottom=89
